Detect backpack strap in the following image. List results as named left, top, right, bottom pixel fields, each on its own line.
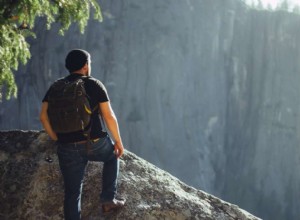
left=84, top=105, right=99, bottom=154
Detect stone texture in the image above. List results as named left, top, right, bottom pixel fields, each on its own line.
left=0, top=130, right=260, bottom=220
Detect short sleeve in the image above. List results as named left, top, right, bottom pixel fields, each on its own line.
left=93, top=79, right=109, bottom=103
left=85, top=77, right=109, bottom=104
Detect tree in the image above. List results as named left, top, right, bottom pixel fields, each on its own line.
left=0, top=0, right=102, bottom=100
left=257, top=0, right=264, bottom=10
left=280, top=0, right=289, bottom=11
left=293, top=5, right=300, bottom=14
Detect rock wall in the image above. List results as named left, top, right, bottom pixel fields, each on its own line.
left=0, top=130, right=260, bottom=220
left=1, top=0, right=300, bottom=219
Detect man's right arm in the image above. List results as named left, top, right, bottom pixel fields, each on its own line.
left=99, top=101, right=124, bottom=158
left=40, top=102, right=58, bottom=141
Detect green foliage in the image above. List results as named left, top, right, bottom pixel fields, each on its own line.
left=0, top=0, right=102, bottom=100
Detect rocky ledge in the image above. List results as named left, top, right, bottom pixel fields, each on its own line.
left=0, top=130, right=261, bottom=220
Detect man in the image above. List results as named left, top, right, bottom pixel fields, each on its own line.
left=40, top=49, right=125, bottom=220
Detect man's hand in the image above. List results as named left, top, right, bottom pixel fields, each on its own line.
left=114, top=142, right=124, bottom=158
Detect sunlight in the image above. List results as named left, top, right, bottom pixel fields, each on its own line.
left=242, top=0, right=300, bottom=11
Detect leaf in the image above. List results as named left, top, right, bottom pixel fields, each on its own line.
left=0, top=0, right=103, bottom=100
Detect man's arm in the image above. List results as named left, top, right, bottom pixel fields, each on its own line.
left=39, top=102, right=58, bottom=141
left=99, top=101, right=124, bottom=158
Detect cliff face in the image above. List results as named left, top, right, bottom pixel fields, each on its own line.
left=0, top=130, right=260, bottom=220
left=1, top=0, right=300, bottom=219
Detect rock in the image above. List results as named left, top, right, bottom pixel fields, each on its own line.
left=0, top=130, right=260, bottom=220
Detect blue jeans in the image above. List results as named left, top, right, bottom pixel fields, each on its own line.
left=57, top=136, right=119, bottom=220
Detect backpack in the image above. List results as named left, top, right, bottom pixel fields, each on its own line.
left=47, top=77, right=94, bottom=133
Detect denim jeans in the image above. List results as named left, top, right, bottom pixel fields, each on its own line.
left=57, top=136, right=119, bottom=220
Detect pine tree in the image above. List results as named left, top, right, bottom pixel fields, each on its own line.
left=280, top=0, right=289, bottom=11
left=0, top=0, right=102, bottom=100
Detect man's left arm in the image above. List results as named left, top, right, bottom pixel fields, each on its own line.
left=40, top=102, right=58, bottom=141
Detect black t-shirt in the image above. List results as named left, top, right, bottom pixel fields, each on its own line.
left=42, top=73, right=109, bottom=143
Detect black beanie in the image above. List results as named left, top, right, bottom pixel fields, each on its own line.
left=65, top=49, right=90, bottom=72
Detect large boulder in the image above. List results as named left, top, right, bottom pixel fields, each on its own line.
left=0, top=130, right=260, bottom=220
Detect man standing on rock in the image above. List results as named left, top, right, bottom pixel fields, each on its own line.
left=40, top=49, right=125, bottom=219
